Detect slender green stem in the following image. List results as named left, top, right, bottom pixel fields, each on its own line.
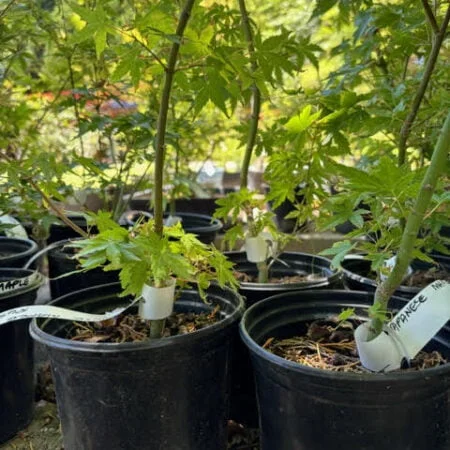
left=398, top=4, right=450, bottom=166
left=257, top=261, right=269, bottom=283
left=238, top=0, right=261, bottom=190
left=150, top=319, right=166, bottom=339
left=369, top=110, right=450, bottom=339
left=153, top=0, right=196, bottom=236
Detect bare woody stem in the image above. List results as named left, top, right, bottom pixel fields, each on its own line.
left=420, top=0, right=439, bottom=33
left=153, top=0, right=196, bottom=236
left=28, top=180, right=89, bottom=238
left=238, top=0, right=261, bottom=190
left=369, top=110, right=450, bottom=339
left=0, top=153, right=88, bottom=237
left=398, top=4, right=450, bottom=166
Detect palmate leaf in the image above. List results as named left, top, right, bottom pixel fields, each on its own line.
left=69, top=4, right=116, bottom=57
left=319, top=240, right=356, bottom=269
left=285, top=105, right=321, bottom=134
left=70, top=212, right=238, bottom=298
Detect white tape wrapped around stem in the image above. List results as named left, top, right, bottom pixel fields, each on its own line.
left=139, top=279, right=176, bottom=320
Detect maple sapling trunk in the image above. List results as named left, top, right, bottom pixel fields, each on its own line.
left=150, top=0, right=196, bottom=337
left=368, top=109, right=450, bottom=340
left=257, top=261, right=269, bottom=283
left=238, top=0, right=261, bottom=190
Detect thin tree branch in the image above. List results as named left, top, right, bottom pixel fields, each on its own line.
left=153, top=0, right=196, bottom=236
left=0, top=0, right=16, bottom=19
left=0, top=153, right=88, bottom=237
left=133, top=38, right=167, bottom=71
left=370, top=110, right=450, bottom=339
left=420, top=0, right=439, bottom=34
left=28, top=180, right=89, bottom=238
left=238, top=0, right=261, bottom=190
left=398, top=3, right=450, bottom=165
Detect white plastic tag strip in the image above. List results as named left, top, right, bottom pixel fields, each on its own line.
left=0, top=272, right=43, bottom=296
left=0, top=296, right=141, bottom=326
left=355, top=280, right=450, bottom=372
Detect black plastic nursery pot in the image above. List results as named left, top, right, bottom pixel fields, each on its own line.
left=240, top=290, right=450, bottom=450
left=342, top=255, right=450, bottom=299
left=0, top=237, right=38, bottom=269
left=47, top=239, right=119, bottom=299
left=30, top=282, right=244, bottom=450
left=0, top=269, right=43, bottom=444
left=225, top=251, right=341, bottom=427
left=46, top=215, right=94, bottom=244
left=125, top=211, right=223, bottom=244
left=226, top=251, right=342, bottom=307
left=128, top=197, right=221, bottom=217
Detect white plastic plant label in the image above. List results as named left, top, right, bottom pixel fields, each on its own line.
left=139, top=280, right=176, bottom=320
left=0, top=296, right=142, bottom=326
left=355, top=280, right=450, bottom=372
left=0, top=272, right=42, bottom=296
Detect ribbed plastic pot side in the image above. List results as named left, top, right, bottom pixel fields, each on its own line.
left=30, top=282, right=244, bottom=450
left=239, top=290, right=450, bottom=450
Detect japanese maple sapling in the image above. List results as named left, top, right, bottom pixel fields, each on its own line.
left=71, top=0, right=237, bottom=338
left=214, top=189, right=293, bottom=283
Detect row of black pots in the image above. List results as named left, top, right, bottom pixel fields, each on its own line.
left=1, top=236, right=449, bottom=448
left=21, top=211, right=223, bottom=245
left=21, top=284, right=450, bottom=450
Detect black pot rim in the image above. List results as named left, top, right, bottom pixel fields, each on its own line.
left=0, top=268, right=44, bottom=299
left=226, top=251, right=341, bottom=291
left=342, top=255, right=449, bottom=295
left=30, top=282, right=244, bottom=353
left=47, top=238, right=79, bottom=259
left=0, top=237, right=38, bottom=265
left=126, top=211, right=223, bottom=234
left=239, top=289, right=450, bottom=381
left=48, top=213, right=88, bottom=228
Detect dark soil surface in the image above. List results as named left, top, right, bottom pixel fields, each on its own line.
left=68, top=307, right=221, bottom=343
left=266, top=319, right=447, bottom=373
left=403, top=267, right=450, bottom=288
left=235, top=271, right=327, bottom=284
left=362, top=265, right=449, bottom=287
